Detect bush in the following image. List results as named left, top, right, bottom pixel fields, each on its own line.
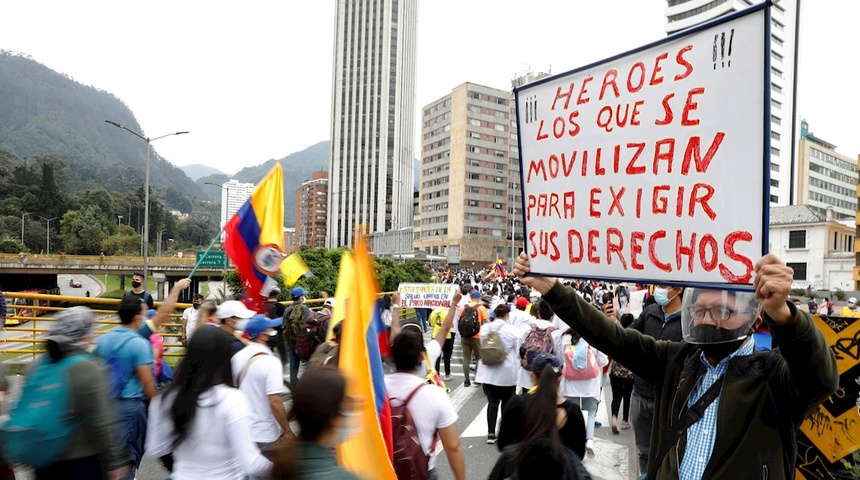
left=833, top=289, right=846, bottom=301
left=0, top=239, right=27, bottom=253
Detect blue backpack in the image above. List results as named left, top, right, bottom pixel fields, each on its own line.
left=0, top=354, right=89, bottom=468
left=105, top=335, right=136, bottom=398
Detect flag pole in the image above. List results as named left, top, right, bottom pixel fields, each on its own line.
left=188, top=228, right=226, bottom=278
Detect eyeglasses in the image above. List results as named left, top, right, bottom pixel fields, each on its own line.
left=687, top=305, right=752, bottom=322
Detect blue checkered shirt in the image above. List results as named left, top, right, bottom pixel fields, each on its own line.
left=678, top=338, right=755, bottom=480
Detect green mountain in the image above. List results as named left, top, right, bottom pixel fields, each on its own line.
left=197, top=141, right=331, bottom=227
left=180, top=164, right=229, bottom=181
left=0, top=51, right=204, bottom=207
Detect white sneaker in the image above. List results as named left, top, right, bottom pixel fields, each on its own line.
left=585, top=438, right=595, bottom=457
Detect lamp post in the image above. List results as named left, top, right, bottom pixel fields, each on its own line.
left=156, top=229, right=167, bottom=257
left=21, top=212, right=31, bottom=245
left=117, top=215, right=123, bottom=230
left=39, top=216, right=58, bottom=255
left=105, top=120, right=188, bottom=283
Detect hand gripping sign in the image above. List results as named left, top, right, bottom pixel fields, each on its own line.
left=515, top=4, right=771, bottom=289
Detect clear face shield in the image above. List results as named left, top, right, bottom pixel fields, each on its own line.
left=681, top=288, right=761, bottom=345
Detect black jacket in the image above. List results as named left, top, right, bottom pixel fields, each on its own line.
left=629, top=303, right=683, bottom=399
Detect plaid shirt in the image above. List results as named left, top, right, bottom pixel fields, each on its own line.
left=678, top=338, right=755, bottom=480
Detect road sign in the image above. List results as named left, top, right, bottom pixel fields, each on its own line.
left=195, top=251, right=228, bottom=268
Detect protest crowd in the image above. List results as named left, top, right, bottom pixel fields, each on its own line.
left=0, top=246, right=839, bottom=480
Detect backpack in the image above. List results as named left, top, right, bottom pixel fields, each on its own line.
left=295, top=313, right=328, bottom=360
left=458, top=305, right=481, bottom=338
left=0, top=354, right=88, bottom=468
left=105, top=335, right=136, bottom=398
left=519, top=324, right=556, bottom=368
left=283, top=304, right=308, bottom=343
left=391, top=384, right=436, bottom=480
left=562, top=344, right=600, bottom=380
left=480, top=323, right=506, bottom=366
left=308, top=342, right=340, bottom=369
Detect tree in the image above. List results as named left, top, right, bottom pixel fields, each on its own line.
left=0, top=239, right=26, bottom=253
left=58, top=205, right=109, bottom=254
left=100, top=231, right=141, bottom=256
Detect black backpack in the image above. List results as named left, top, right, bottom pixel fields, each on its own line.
left=391, top=384, right=436, bottom=480
left=295, top=313, right=329, bottom=360
left=458, top=305, right=481, bottom=338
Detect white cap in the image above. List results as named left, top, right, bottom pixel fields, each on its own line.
left=324, top=298, right=335, bottom=308
left=849, top=297, right=857, bottom=305
left=216, top=300, right=256, bottom=319
left=529, top=291, right=541, bottom=299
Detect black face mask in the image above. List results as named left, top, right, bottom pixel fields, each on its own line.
left=131, top=280, right=142, bottom=289
left=193, top=303, right=201, bottom=310
left=693, top=324, right=747, bottom=361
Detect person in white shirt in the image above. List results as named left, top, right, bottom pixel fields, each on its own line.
left=474, top=304, right=522, bottom=444
left=508, top=297, right=533, bottom=332
left=181, top=293, right=204, bottom=346
left=558, top=328, right=609, bottom=457
left=386, top=328, right=466, bottom=480
left=146, top=326, right=271, bottom=480
left=516, top=300, right=564, bottom=393
left=231, top=314, right=293, bottom=463
left=389, top=291, right=462, bottom=381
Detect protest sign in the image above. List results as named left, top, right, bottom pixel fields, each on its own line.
left=397, top=283, right=459, bottom=309
left=515, top=5, right=770, bottom=288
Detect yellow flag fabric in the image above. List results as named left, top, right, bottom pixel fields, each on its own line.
left=280, top=252, right=310, bottom=286
left=335, top=235, right=395, bottom=479
left=326, top=252, right=355, bottom=341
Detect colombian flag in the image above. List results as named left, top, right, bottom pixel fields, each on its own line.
left=495, top=254, right=507, bottom=280
left=336, top=235, right=396, bottom=479
left=223, top=164, right=284, bottom=310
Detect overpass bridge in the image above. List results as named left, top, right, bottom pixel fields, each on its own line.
left=0, top=254, right=231, bottom=300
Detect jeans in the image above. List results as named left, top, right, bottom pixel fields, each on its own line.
left=631, top=392, right=655, bottom=475
left=435, top=337, right=455, bottom=375
left=416, top=308, right=430, bottom=331
left=117, top=398, right=148, bottom=469
left=483, top=384, right=515, bottom=434
left=610, top=375, right=634, bottom=421
left=287, top=340, right=302, bottom=385
left=566, top=396, right=599, bottom=440
left=461, top=337, right=481, bottom=380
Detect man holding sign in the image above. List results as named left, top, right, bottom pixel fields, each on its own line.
left=513, top=252, right=837, bottom=479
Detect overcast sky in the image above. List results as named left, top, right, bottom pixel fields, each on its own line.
left=0, top=1, right=856, bottom=175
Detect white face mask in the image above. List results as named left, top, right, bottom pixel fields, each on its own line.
left=234, top=318, right=250, bottom=331
left=328, top=411, right=361, bottom=446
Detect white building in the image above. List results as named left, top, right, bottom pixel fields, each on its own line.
left=769, top=205, right=854, bottom=291
left=796, top=120, right=858, bottom=221
left=219, top=179, right=255, bottom=230
left=665, top=0, right=798, bottom=206
left=326, top=0, right=417, bottom=248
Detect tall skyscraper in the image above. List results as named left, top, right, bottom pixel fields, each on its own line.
left=664, top=0, right=798, bottom=206
left=327, top=0, right=417, bottom=248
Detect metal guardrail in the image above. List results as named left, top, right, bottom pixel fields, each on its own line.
left=0, top=253, right=201, bottom=268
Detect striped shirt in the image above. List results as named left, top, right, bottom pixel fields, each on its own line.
left=678, top=338, right=755, bottom=479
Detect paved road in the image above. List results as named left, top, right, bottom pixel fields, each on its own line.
left=57, top=274, right=103, bottom=297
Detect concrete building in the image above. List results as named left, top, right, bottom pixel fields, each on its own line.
left=769, top=205, right=854, bottom=291
left=796, top=120, right=858, bottom=221
left=416, top=82, right=521, bottom=267
left=219, top=179, right=255, bottom=233
left=326, top=0, right=417, bottom=248
left=295, top=171, right=329, bottom=249
left=664, top=0, right=798, bottom=206
left=283, top=227, right=297, bottom=255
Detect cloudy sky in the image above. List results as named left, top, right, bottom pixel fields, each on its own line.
left=0, top=1, right=856, bottom=175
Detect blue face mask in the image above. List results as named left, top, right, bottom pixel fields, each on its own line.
left=654, top=288, right=672, bottom=306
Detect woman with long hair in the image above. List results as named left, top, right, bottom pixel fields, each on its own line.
left=491, top=354, right=590, bottom=479
left=146, top=326, right=271, bottom=479
left=269, top=367, right=360, bottom=479
left=558, top=326, right=608, bottom=457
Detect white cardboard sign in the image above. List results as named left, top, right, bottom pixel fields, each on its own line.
left=397, top=283, right=459, bottom=308
left=515, top=6, right=769, bottom=288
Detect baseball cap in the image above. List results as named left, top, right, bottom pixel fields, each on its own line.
left=216, top=300, right=257, bottom=319
left=291, top=287, right=310, bottom=299
left=849, top=297, right=857, bottom=305
left=244, top=314, right=282, bottom=338
left=469, top=290, right=482, bottom=299
left=267, top=287, right=281, bottom=298
left=324, top=298, right=335, bottom=308
left=526, top=352, right=562, bottom=373
left=481, top=295, right=493, bottom=304
left=516, top=297, right=529, bottom=308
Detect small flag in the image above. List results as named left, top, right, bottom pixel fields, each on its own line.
left=280, top=252, right=311, bottom=286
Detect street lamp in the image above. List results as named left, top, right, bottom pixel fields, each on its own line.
left=21, top=212, right=31, bottom=245
left=105, top=120, right=188, bottom=283
left=118, top=215, right=123, bottom=230
left=156, top=229, right=167, bottom=257
left=39, top=216, right=58, bottom=255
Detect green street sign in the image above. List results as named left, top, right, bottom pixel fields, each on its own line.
left=196, top=251, right=227, bottom=268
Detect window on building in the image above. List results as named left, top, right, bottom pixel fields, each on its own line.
left=771, top=162, right=780, bottom=172
left=786, top=262, right=807, bottom=281
left=771, top=99, right=782, bottom=110
left=771, top=131, right=781, bottom=141
left=772, top=67, right=783, bottom=79
left=770, top=194, right=779, bottom=203
left=771, top=115, right=781, bottom=126
left=788, top=230, right=806, bottom=249
left=771, top=146, right=780, bottom=156
left=770, top=179, right=779, bottom=188
left=771, top=83, right=782, bottom=95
